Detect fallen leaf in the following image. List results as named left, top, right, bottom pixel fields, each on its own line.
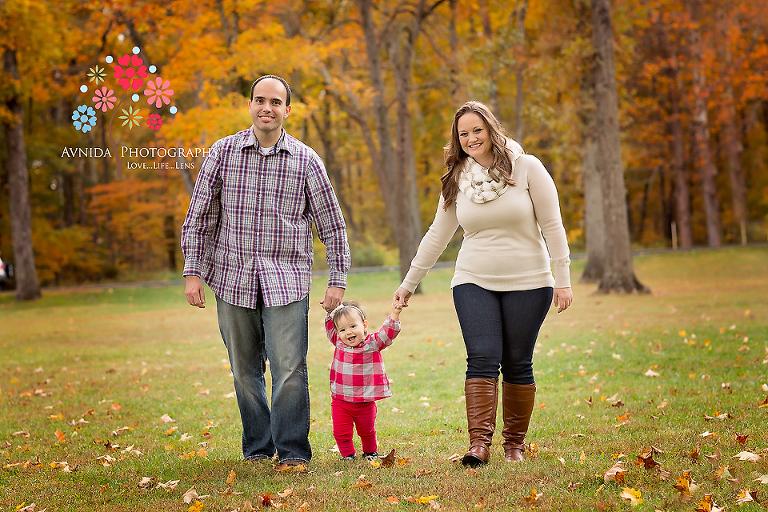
left=714, top=465, right=733, bottom=480
left=351, top=474, right=373, bottom=488
left=619, top=487, right=643, bottom=506
left=387, top=496, right=400, bottom=505
left=700, top=431, right=717, bottom=438
left=379, top=449, right=396, bottom=468
left=54, top=430, right=66, bottom=443
left=165, top=427, right=178, bottom=435
left=755, top=474, right=768, bottom=485
left=736, top=488, right=759, bottom=505
left=644, top=369, right=660, bottom=377
left=695, top=494, right=725, bottom=512
left=672, top=470, right=699, bottom=496
left=734, top=451, right=761, bottom=462
left=183, top=486, right=200, bottom=504
left=524, top=486, right=542, bottom=504
left=156, top=480, right=180, bottom=492
left=734, top=433, right=749, bottom=446
left=188, top=500, right=204, bottom=512
left=160, top=414, right=175, bottom=423
left=689, top=443, right=702, bottom=459
left=256, top=493, right=275, bottom=507
left=226, top=470, right=236, bottom=486
left=604, top=460, right=627, bottom=483
left=636, top=447, right=660, bottom=470
left=138, top=477, right=156, bottom=489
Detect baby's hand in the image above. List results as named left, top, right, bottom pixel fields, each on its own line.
left=391, top=300, right=403, bottom=319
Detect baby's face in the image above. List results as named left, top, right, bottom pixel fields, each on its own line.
left=335, top=312, right=368, bottom=347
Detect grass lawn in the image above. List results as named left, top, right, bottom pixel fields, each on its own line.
left=1, top=246, right=767, bottom=511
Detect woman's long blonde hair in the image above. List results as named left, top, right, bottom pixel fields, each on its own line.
left=440, top=101, right=518, bottom=209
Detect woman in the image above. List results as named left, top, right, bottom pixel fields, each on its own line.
left=394, top=101, right=572, bottom=466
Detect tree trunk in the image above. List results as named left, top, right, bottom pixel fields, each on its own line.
left=581, top=135, right=605, bottom=282
left=688, top=1, right=721, bottom=247
left=514, top=0, right=529, bottom=142
left=590, top=0, right=648, bottom=294
left=668, top=52, right=693, bottom=248
left=354, top=0, right=429, bottom=280
left=3, top=48, right=41, bottom=300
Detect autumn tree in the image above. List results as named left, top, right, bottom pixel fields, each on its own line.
left=590, top=0, right=648, bottom=293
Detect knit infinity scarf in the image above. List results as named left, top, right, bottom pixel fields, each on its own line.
left=458, top=160, right=509, bottom=203
left=458, top=140, right=524, bottom=204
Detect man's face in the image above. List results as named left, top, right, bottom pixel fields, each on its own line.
left=248, top=78, right=291, bottom=135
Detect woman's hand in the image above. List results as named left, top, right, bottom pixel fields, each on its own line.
left=553, top=287, right=573, bottom=313
left=393, top=287, right=412, bottom=308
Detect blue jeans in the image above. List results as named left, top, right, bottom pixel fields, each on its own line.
left=452, top=284, right=553, bottom=385
left=216, top=294, right=311, bottom=463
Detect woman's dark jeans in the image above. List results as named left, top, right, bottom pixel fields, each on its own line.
left=452, top=284, right=553, bottom=385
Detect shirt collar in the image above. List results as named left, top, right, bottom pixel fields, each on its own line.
left=242, top=128, right=294, bottom=155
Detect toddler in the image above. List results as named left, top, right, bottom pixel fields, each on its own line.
left=325, top=300, right=402, bottom=460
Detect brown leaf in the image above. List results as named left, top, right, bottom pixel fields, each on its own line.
left=379, top=449, right=396, bottom=468
left=689, top=442, right=701, bottom=459
left=604, top=460, right=627, bottom=483
left=351, top=474, right=373, bottom=488
left=277, top=488, right=293, bottom=498
left=226, top=470, right=236, bottom=486
left=257, top=493, right=275, bottom=506
left=734, top=432, right=748, bottom=446
left=636, top=447, right=660, bottom=470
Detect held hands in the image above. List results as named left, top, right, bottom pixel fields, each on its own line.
left=393, top=287, right=412, bottom=309
left=553, top=287, right=573, bottom=313
left=320, top=286, right=345, bottom=313
left=390, top=298, right=404, bottom=320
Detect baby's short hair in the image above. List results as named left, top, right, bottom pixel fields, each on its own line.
left=330, top=301, right=366, bottom=327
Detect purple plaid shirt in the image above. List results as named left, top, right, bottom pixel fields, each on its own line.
left=181, top=127, right=350, bottom=308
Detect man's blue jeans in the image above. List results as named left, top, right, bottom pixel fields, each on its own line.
left=216, top=294, right=311, bottom=463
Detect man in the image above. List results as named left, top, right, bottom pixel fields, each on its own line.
left=181, top=75, right=350, bottom=470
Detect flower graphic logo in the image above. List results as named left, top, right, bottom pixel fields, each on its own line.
left=87, top=65, right=106, bottom=84
left=114, top=54, right=148, bottom=91
left=144, top=77, right=174, bottom=108
left=147, top=113, right=163, bottom=131
left=72, top=105, right=97, bottom=133
left=119, top=106, right=143, bottom=129
left=93, top=87, right=117, bottom=112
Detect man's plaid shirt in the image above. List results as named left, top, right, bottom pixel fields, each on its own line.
left=181, top=128, right=350, bottom=308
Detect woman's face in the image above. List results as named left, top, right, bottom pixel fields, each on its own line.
left=457, top=112, right=492, bottom=165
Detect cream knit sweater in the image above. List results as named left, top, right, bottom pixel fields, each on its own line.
left=400, top=153, right=571, bottom=293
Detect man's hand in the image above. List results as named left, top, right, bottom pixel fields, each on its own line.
left=320, top=286, right=345, bottom=313
left=185, top=275, right=206, bottom=308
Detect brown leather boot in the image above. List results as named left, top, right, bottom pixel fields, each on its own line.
left=501, top=382, right=536, bottom=462
left=461, top=378, right=498, bottom=467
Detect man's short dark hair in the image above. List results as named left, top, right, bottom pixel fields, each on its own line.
left=250, top=75, right=291, bottom=106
